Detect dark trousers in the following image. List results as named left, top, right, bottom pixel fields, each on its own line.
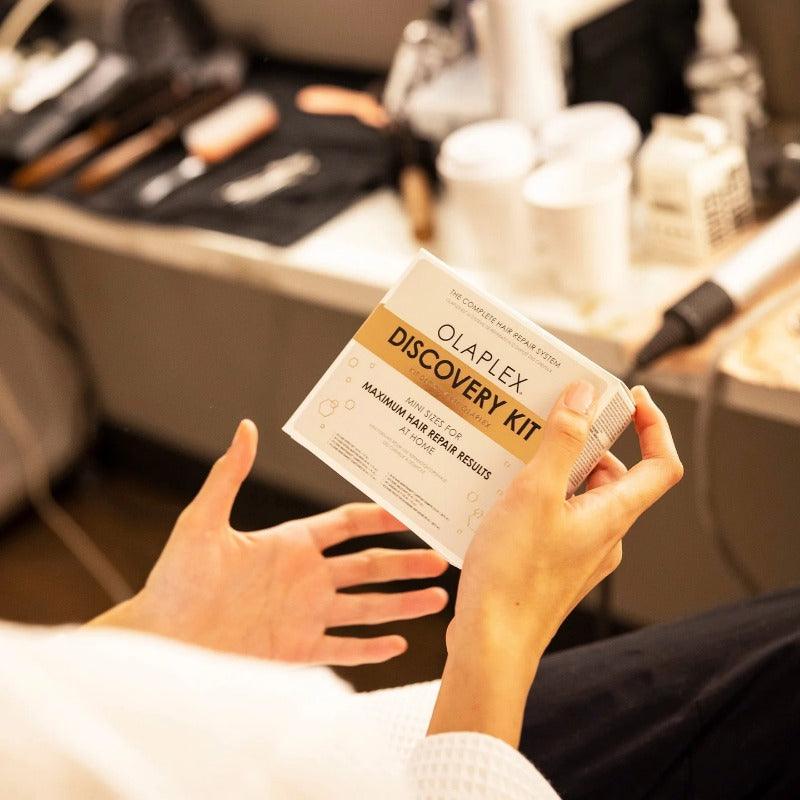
left=522, top=587, right=800, bottom=799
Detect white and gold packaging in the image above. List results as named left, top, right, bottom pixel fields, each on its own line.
left=285, top=251, right=635, bottom=567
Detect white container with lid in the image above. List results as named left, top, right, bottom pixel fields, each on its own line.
left=538, top=102, right=642, bottom=165
left=523, top=158, right=632, bottom=299
left=437, top=119, right=536, bottom=277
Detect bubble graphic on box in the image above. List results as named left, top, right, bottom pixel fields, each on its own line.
left=318, top=399, right=338, bottom=418
left=348, top=357, right=359, bottom=368
left=345, top=399, right=356, bottom=410
left=467, top=508, right=484, bottom=529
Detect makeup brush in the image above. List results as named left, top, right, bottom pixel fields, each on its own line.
left=138, top=92, right=280, bottom=206
left=75, top=84, right=235, bottom=193
left=12, top=46, right=248, bottom=191
left=296, top=85, right=390, bottom=129
left=8, top=52, right=135, bottom=166
left=10, top=75, right=194, bottom=190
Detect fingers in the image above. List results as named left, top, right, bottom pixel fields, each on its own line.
left=587, top=386, right=683, bottom=524
left=630, top=385, right=682, bottom=464
left=306, top=503, right=408, bottom=551
left=585, top=451, right=627, bottom=491
left=516, top=380, right=597, bottom=500
left=188, top=420, right=258, bottom=525
left=328, top=586, right=448, bottom=627
left=327, top=547, right=448, bottom=589
left=317, top=634, right=408, bottom=666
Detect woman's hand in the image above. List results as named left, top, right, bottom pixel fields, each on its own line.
left=91, top=420, right=448, bottom=665
left=429, top=383, right=683, bottom=747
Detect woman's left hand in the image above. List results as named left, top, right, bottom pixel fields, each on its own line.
left=91, top=420, right=448, bottom=665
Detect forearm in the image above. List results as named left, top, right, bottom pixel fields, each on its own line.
left=428, top=618, right=545, bottom=749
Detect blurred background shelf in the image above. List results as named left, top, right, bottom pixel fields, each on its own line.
left=0, top=185, right=797, bottom=424
left=0, top=185, right=798, bottom=627
left=1, top=0, right=798, bottom=635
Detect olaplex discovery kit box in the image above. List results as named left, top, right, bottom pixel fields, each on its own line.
left=285, top=251, right=635, bottom=566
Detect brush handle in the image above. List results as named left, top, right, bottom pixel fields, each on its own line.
left=11, top=121, right=117, bottom=190
left=75, top=119, right=175, bottom=192
left=400, top=164, right=435, bottom=242
left=75, top=86, right=234, bottom=193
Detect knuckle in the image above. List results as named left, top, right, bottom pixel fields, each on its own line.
left=551, top=409, right=589, bottom=449
left=368, top=549, right=392, bottom=573
left=507, top=475, right=547, bottom=511
left=339, top=502, right=363, bottom=526
left=670, top=457, right=685, bottom=485
left=604, top=487, right=632, bottom=527
left=353, top=552, right=372, bottom=573
left=603, top=544, right=623, bottom=574
left=658, top=456, right=684, bottom=488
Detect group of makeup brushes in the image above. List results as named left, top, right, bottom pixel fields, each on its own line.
left=3, top=29, right=433, bottom=233
left=7, top=45, right=308, bottom=207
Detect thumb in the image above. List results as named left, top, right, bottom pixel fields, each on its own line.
left=190, top=419, right=258, bottom=525
left=525, top=380, right=596, bottom=500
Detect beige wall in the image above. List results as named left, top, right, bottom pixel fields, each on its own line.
left=0, top=227, right=89, bottom=521
left=60, top=0, right=431, bottom=70
left=731, top=0, right=800, bottom=119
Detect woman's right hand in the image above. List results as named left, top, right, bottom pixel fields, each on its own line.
left=428, top=382, right=683, bottom=747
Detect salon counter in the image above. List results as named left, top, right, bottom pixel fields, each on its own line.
left=0, top=186, right=797, bottom=425
left=1, top=188, right=799, bottom=626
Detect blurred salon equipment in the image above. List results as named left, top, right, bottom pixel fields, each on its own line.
left=436, top=118, right=535, bottom=275
left=524, top=158, right=632, bottom=299
left=638, top=113, right=753, bottom=262
left=0, top=0, right=798, bottom=627
left=684, top=0, right=766, bottom=146
left=138, top=91, right=279, bottom=206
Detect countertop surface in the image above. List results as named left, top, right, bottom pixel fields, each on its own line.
left=1, top=186, right=798, bottom=425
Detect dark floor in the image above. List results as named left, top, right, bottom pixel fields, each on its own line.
left=0, top=425, right=627, bottom=691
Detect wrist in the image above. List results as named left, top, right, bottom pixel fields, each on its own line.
left=448, top=600, right=550, bottom=675
left=429, top=618, right=541, bottom=748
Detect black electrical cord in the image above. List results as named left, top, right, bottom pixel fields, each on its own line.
left=621, top=284, right=800, bottom=608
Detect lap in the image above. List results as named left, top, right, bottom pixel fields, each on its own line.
left=521, top=587, right=800, bottom=800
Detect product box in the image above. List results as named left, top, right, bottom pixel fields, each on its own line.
left=284, top=251, right=635, bottom=567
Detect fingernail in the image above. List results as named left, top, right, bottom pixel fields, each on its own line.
left=564, top=380, right=595, bottom=414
